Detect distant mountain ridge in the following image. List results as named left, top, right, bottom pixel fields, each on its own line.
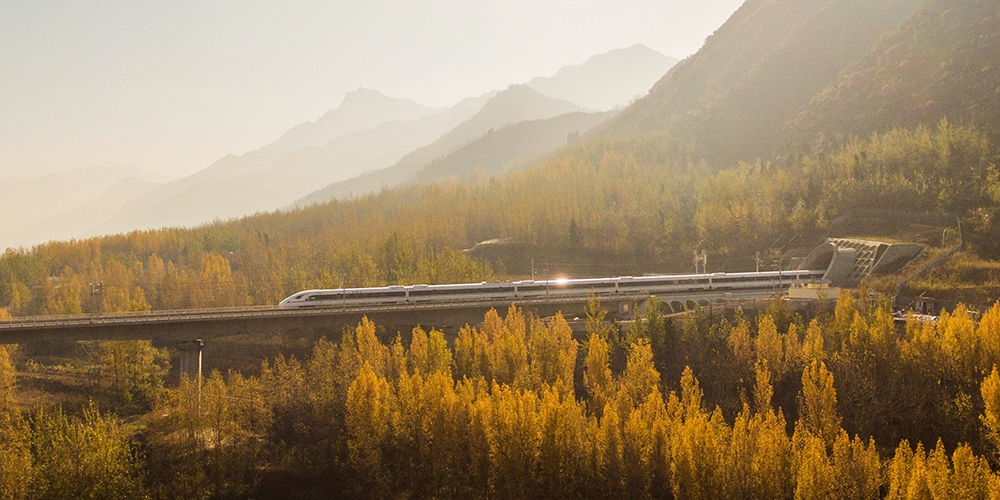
left=3, top=44, right=682, bottom=249
left=526, top=44, right=678, bottom=111
left=91, top=91, right=494, bottom=235
left=295, top=85, right=585, bottom=204
left=263, top=88, right=439, bottom=153
left=409, top=110, right=615, bottom=186
left=0, top=166, right=169, bottom=250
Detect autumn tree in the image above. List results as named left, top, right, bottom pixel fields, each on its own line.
left=981, top=365, right=1000, bottom=458
left=0, top=408, right=32, bottom=500
left=584, top=332, right=614, bottom=417
left=345, top=363, right=393, bottom=498
left=94, top=340, right=169, bottom=413
left=0, top=345, right=16, bottom=410
left=799, top=360, right=841, bottom=448
left=28, top=406, right=147, bottom=499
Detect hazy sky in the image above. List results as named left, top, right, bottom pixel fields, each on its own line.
left=0, top=0, right=744, bottom=178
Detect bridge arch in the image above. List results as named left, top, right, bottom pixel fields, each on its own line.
left=798, top=242, right=856, bottom=286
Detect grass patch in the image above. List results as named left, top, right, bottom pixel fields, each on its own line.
left=901, top=251, right=1000, bottom=309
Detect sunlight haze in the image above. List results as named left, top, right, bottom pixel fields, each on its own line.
left=0, top=0, right=743, bottom=178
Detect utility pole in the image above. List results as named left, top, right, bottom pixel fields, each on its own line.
left=545, top=262, right=550, bottom=299
left=770, top=249, right=783, bottom=290
left=693, top=249, right=707, bottom=274
left=340, top=272, right=347, bottom=309
left=89, top=282, right=103, bottom=315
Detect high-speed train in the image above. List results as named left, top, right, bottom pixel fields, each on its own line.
left=278, top=270, right=827, bottom=308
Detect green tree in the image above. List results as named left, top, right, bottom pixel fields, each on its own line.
left=29, top=406, right=147, bottom=500
left=96, top=340, right=169, bottom=413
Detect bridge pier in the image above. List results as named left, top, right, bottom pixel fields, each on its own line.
left=177, top=339, right=203, bottom=386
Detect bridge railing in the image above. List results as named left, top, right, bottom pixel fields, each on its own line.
left=0, top=280, right=813, bottom=330
left=0, top=291, right=637, bottom=329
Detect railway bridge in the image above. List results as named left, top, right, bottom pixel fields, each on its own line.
left=0, top=272, right=824, bottom=382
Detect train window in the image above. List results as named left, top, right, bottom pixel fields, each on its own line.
left=309, top=294, right=342, bottom=300
left=410, top=288, right=472, bottom=296
left=353, top=291, right=405, bottom=300
left=565, top=282, right=606, bottom=289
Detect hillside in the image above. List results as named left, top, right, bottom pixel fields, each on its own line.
left=11, top=1, right=1000, bottom=497
left=3, top=46, right=680, bottom=248
left=13, top=177, right=162, bottom=247
left=92, top=90, right=490, bottom=235
left=787, top=0, right=1000, bottom=147
left=525, top=44, right=678, bottom=111
left=91, top=92, right=491, bottom=235
left=0, top=166, right=170, bottom=250
left=408, top=111, right=614, bottom=186
left=609, top=0, right=925, bottom=165
left=296, top=85, right=582, bottom=204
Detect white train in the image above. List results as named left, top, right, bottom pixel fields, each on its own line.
left=278, top=270, right=826, bottom=308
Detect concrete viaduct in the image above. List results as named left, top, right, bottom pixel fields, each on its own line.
left=0, top=281, right=817, bottom=383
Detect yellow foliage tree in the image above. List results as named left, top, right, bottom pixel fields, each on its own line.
left=345, top=363, right=393, bottom=498
left=792, top=427, right=835, bottom=500
left=584, top=332, right=614, bottom=417
left=798, top=360, right=841, bottom=448
left=755, top=315, right=784, bottom=379
left=981, top=365, right=1000, bottom=456
left=0, top=409, right=32, bottom=499
left=0, top=346, right=15, bottom=410
left=619, top=338, right=660, bottom=409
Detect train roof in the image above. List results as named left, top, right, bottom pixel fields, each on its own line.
left=285, top=269, right=828, bottom=299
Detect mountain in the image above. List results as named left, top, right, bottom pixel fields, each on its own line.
left=263, top=88, right=439, bottom=153
left=608, top=0, right=926, bottom=166
left=525, top=44, right=678, bottom=111
left=0, top=166, right=169, bottom=250
left=91, top=91, right=493, bottom=235
left=68, top=46, right=675, bottom=236
left=14, top=178, right=162, bottom=246
left=295, top=85, right=583, bottom=204
left=408, top=111, right=614, bottom=186
left=786, top=0, right=1000, bottom=146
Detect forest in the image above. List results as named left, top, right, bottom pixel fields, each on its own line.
left=5, top=296, right=1000, bottom=499
left=4, top=0, right=1000, bottom=497
left=1, top=118, right=998, bottom=499
left=1, top=120, right=997, bottom=319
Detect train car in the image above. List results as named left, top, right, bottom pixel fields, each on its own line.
left=278, top=270, right=829, bottom=308
left=407, top=282, right=509, bottom=303
left=278, top=286, right=407, bottom=308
